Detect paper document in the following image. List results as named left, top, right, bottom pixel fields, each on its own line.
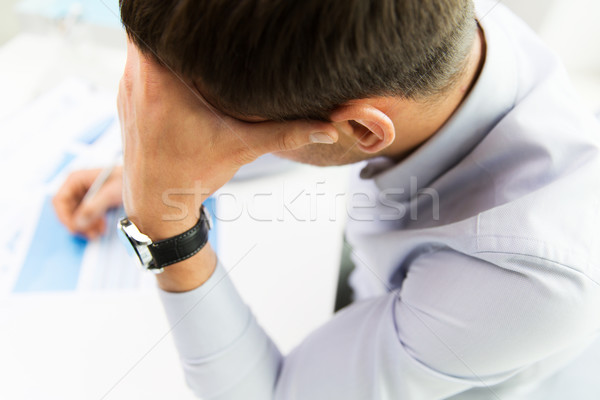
left=0, top=78, right=218, bottom=296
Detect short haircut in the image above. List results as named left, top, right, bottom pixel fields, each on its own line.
left=120, top=0, right=476, bottom=121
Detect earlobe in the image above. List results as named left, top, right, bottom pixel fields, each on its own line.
left=330, top=103, right=395, bottom=154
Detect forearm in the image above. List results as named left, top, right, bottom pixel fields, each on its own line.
left=159, top=260, right=283, bottom=399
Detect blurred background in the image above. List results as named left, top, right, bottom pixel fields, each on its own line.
left=0, top=0, right=121, bottom=44
left=503, top=0, right=600, bottom=110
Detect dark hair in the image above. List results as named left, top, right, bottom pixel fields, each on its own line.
left=120, top=0, right=476, bottom=121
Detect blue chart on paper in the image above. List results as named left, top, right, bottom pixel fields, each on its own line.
left=12, top=196, right=218, bottom=293
left=12, top=197, right=87, bottom=292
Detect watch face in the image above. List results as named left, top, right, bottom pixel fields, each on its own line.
left=117, top=217, right=162, bottom=273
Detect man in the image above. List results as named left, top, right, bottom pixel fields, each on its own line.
left=53, top=0, right=600, bottom=398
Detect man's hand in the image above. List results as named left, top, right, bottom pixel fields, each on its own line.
left=117, top=41, right=337, bottom=291
left=53, top=167, right=123, bottom=240
left=118, top=40, right=338, bottom=241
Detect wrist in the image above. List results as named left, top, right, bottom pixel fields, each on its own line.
left=156, top=244, right=217, bottom=292
left=127, top=199, right=203, bottom=241
left=119, top=200, right=213, bottom=282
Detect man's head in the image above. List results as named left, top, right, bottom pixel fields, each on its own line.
left=119, top=0, right=480, bottom=165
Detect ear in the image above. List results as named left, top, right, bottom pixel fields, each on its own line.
left=329, top=103, right=395, bottom=154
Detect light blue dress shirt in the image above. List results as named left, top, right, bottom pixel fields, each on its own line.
left=159, top=2, right=600, bottom=399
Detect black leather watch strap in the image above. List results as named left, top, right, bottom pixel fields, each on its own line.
left=147, top=207, right=211, bottom=269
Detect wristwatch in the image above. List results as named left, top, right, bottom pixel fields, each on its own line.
left=118, top=206, right=212, bottom=274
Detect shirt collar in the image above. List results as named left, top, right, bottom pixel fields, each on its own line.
left=363, top=14, right=518, bottom=198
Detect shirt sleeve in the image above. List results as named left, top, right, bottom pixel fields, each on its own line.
left=158, top=262, right=282, bottom=399
left=159, top=249, right=598, bottom=400
left=158, top=260, right=473, bottom=400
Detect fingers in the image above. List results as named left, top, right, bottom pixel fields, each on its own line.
left=53, top=169, right=102, bottom=232
left=76, top=216, right=106, bottom=241
left=53, top=169, right=123, bottom=239
left=73, top=178, right=122, bottom=228
left=243, top=119, right=339, bottom=156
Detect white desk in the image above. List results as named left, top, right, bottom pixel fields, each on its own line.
left=0, top=32, right=350, bottom=399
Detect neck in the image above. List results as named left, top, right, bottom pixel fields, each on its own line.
left=384, top=24, right=486, bottom=161
left=457, top=22, right=486, bottom=107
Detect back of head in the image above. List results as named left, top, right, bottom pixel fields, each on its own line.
left=120, top=0, right=476, bottom=121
